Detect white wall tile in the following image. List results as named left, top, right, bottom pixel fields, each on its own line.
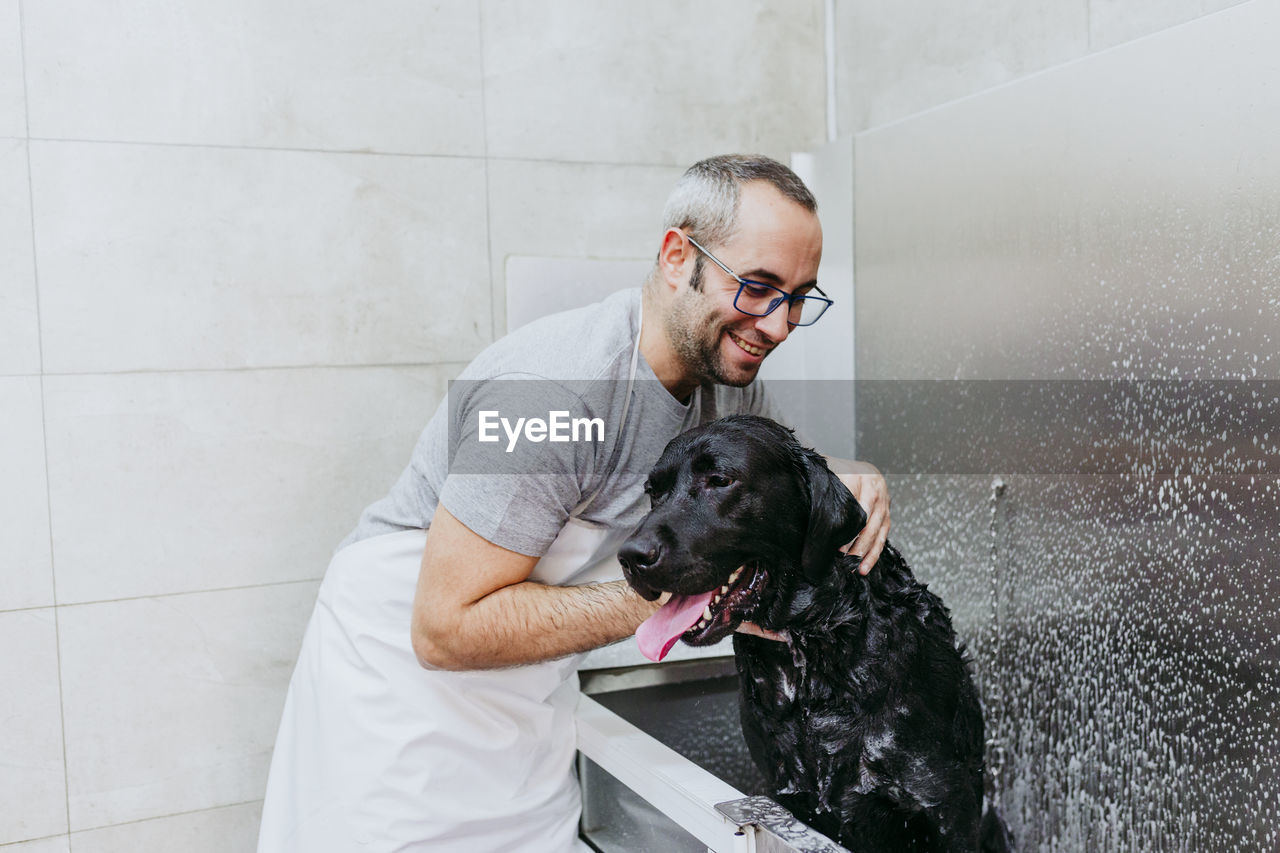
left=45, top=366, right=450, bottom=604
left=486, top=159, right=684, bottom=333
left=23, top=0, right=484, bottom=155
left=0, top=377, right=53, bottom=611
left=0, top=140, right=39, bottom=375
left=481, top=0, right=826, bottom=165
left=1090, top=0, right=1204, bottom=48
left=1201, top=0, right=1253, bottom=16
left=0, top=0, right=23, bottom=138
left=60, top=583, right=316, bottom=830
left=70, top=802, right=261, bottom=853
left=31, top=142, right=490, bottom=374
left=834, top=0, right=1090, bottom=133
left=1089, top=0, right=1250, bottom=50
left=0, top=610, right=66, bottom=844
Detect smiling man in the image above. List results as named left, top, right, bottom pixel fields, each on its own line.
left=258, top=155, right=890, bottom=852
left=651, top=175, right=825, bottom=397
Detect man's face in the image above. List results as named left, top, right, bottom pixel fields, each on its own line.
left=665, top=182, right=823, bottom=388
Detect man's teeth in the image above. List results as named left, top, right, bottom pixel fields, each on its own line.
left=730, top=332, right=766, bottom=357
left=692, top=566, right=748, bottom=631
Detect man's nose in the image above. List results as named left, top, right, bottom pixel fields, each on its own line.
left=756, top=303, right=792, bottom=344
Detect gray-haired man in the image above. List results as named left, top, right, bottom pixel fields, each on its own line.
left=258, top=154, right=890, bottom=852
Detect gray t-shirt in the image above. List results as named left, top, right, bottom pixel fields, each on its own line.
left=341, top=288, right=784, bottom=560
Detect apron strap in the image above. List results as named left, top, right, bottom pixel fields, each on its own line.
left=572, top=301, right=644, bottom=517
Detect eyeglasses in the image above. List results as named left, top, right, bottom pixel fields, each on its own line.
left=685, top=233, right=832, bottom=327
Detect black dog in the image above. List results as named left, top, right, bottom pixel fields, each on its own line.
left=619, top=415, right=1011, bottom=852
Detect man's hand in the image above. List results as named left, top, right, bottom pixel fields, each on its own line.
left=735, top=622, right=790, bottom=643
left=829, top=457, right=891, bottom=576
left=735, top=457, right=890, bottom=643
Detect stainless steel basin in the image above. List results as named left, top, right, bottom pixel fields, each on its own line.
left=577, top=657, right=847, bottom=853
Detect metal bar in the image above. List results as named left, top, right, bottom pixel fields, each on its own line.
left=716, top=797, right=849, bottom=853
left=576, top=694, right=753, bottom=853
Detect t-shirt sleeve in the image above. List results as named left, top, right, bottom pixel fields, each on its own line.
left=437, top=377, right=603, bottom=556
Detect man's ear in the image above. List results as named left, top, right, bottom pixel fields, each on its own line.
left=657, top=228, right=694, bottom=292
left=799, top=448, right=867, bottom=585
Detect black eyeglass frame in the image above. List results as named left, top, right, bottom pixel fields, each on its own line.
left=684, top=233, right=833, bottom=327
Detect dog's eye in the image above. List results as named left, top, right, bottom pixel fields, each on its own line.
left=707, top=474, right=734, bottom=489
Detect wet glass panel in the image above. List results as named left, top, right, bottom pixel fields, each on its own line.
left=851, top=3, right=1280, bottom=849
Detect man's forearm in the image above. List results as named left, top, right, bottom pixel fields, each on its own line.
left=416, top=578, right=660, bottom=670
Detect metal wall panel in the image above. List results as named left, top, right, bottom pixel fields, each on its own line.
left=852, top=2, right=1280, bottom=849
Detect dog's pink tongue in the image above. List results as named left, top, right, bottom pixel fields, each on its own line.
left=636, top=592, right=716, bottom=662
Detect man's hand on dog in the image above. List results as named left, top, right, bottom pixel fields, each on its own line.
left=736, top=457, right=890, bottom=643
left=830, top=458, right=891, bottom=576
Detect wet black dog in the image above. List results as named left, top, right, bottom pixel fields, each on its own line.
left=620, top=415, right=1011, bottom=852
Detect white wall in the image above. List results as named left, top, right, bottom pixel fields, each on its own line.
left=0, top=2, right=827, bottom=849
left=832, top=0, right=1251, bottom=135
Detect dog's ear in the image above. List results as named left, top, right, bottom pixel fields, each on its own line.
left=799, top=449, right=868, bottom=585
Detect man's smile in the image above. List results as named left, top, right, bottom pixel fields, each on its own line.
left=727, top=329, right=770, bottom=358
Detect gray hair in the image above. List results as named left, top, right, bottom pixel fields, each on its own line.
left=661, top=154, right=818, bottom=250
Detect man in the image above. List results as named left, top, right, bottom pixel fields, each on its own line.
left=258, top=155, right=890, bottom=852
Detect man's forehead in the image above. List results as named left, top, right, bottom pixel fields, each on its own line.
left=736, top=180, right=820, bottom=223
left=722, top=183, right=822, bottom=252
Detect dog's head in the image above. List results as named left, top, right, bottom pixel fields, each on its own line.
left=619, top=415, right=867, bottom=658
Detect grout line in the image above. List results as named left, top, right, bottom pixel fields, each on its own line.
left=477, top=0, right=498, bottom=343
left=52, top=609, right=71, bottom=849
left=21, top=134, right=692, bottom=171
left=15, top=0, right=72, bottom=839
left=10, top=578, right=326, bottom=616
left=0, top=799, right=265, bottom=845
left=824, top=0, right=838, bottom=142
left=25, top=135, right=487, bottom=161
left=31, top=361, right=472, bottom=379
left=16, top=2, right=29, bottom=140
left=0, top=834, right=69, bottom=849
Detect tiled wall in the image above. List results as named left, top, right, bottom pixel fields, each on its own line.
left=832, top=0, right=1251, bottom=135
left=0, top=1, right=825, bottom=849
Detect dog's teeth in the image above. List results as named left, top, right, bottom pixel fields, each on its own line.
left=728, top=567, right=743, bottom=584
left=720, top=585, right=729, bottom=595
left=703, top=605, right=713, bottom=621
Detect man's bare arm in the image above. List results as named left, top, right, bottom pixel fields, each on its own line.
left=411, top=505, right=663, bottom=671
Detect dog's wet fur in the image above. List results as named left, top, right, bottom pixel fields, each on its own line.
left=619, top=415, right=1011, bottom=852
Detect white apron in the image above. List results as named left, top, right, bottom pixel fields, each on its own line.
left=258, top=313, right=646, bottom=852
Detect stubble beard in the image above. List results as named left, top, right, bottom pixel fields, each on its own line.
left=664, top=287, right=755, bottom=389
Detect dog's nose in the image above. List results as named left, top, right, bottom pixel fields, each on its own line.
left=618, top=537, right=665, bottom=601
left=618, top=538, right=662, bottom=572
